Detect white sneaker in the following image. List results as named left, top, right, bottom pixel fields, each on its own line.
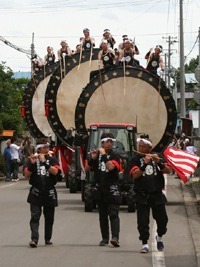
left=140, top=246, right=149, bottom=253
left=29, top=240, right=37, bottom=248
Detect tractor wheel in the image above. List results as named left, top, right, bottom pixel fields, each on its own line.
left=81, top=180, right=85, bottom=202
left=84, top=184, right=94, bottom=212
left=65, top=175, right=69, bottom=188
left=69, top=174, right=77, bottom=193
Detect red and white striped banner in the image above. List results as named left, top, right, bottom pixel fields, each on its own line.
left=163, top=147, right=200, bottom=183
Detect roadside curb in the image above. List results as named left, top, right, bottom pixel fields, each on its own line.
left=190, top=178, right=200, bottom=205
left=181, top=178, right=200, bottom=267
left=0, top=173, right=25, bottom=182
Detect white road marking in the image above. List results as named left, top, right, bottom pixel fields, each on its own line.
left=152, top=174, right=167, bottom=267
left=0, top=182, right=16, bottom=189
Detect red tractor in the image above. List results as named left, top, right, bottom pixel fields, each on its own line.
left=75, top=123, right=137, bottom=212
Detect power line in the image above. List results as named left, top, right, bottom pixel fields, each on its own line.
left=0, top=0, right=168, bottom=14
left=184, top=35, right=199, bottom=61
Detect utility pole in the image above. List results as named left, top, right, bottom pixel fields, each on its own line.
left=195, top=27, right=200, bottom=82
left=163, top=36, right=177, bottom=91
left=164, top=53, right=167, bottom=82
left=194, top=27, right=200, bottom=136
left=179, top=0, right=186, bottom=117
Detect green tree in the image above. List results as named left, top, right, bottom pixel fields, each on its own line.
left=185, top=56, right=199, bottom=73
left=174, top=56, right=199, bottom=88
left=0, top=62, right=29, bottom=137
left=173, top=56, right=199, bottom=112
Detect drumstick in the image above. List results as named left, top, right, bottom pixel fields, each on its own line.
left=146, top=48, right=153, bottom=67
left=123, top=60, right=126, bottom=95
left=63, top=53, right=66, bottom=77
left=77, top=44, right=83, bottom=70
left=98, top=63, right=106, bottom=101
left=59, top=57, right=64, bottom=94
left=59, top=58, right=63, bottom=81
left=43, top=64, right=46, bottom=79
left=43, top=65, right=46, bottom=93
left=133, top=149, right=162, bottom=160
left=89, top=44, right=93, bottom=68
left=87, top=149, right=99, bottom=155
left=28, top=151, right=54, bottom=159
left=61, top=54, right=66, bottom=94
left=158, top=74, right=161, bottom=113
left=32, top=75, right=38, bottom=100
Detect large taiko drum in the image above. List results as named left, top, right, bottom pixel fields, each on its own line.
left=75, top=66, right=177, bottom=152
left=23, top=62, right=59, bottom=140
left=46, top=48, right=101, bottom=145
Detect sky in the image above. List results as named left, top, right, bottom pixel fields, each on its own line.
left=0, top=0, right=199, bottom=72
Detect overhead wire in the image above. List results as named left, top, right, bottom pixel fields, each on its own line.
left=184, top=34, right=199, bottom=62
left=0, top=0, right=168, bottom=14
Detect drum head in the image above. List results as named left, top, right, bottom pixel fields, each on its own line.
left=75, top=67, right=177, bottom=152
left=23, top=62, right=59, bottom=139
left=46, top=48, right=100, bottom=145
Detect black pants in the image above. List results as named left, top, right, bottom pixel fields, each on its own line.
left=30, top=204, right=55, bottom=243
left=97, top=201, right=120, bottom=241
left=10, top=159, right=19, bottom=179
left=136, top=202, right=168, bottom=243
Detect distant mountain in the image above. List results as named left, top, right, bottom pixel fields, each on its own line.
left=13, top=71, right=31, bottom=79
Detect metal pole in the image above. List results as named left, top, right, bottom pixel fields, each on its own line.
left=199, top=27, right=200, bottom=66
left=168, top=36, right=171, bottom=91
left=195, top=28, right=200, bottom=82
left=179, top=0, right=186, bottom=117
left=196, top=27, right=200, bottom=136
left=165, top=53, right=167, bottom=83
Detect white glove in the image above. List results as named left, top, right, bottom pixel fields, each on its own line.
left=158, top=69, right=164, bottom=76
left=121, top=57, right=126, bottom=62
left=91, top=39, right=95, bottom=44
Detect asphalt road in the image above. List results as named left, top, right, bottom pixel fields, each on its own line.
left=0, top=175, right=199, bottom=267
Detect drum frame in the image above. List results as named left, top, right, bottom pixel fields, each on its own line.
left=75, top=66, right=177, bottom=152
left=45, top=49, right=100, bottom=145
left=23, top=62, right=60, bottom=139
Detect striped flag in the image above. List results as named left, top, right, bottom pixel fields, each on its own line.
left=163, top=147, right=200, bottom=183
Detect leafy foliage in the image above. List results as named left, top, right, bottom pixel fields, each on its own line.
left=173, top=56, right=199, bottom=112
left=0, top=154, right=6, bottom=175
left=0, top=62, right=30, bottom=137
left=188, top=99, right=198, bottom=110
left=185, top=56, right=199, bottom=73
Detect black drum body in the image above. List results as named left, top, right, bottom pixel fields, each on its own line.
left=23, top=51, right=177, bottom=153
left=75, top=66, right=177, bottom=152
left=23, top=62, right=59, bottom=140
left=45, top=48, right=100, bottom=145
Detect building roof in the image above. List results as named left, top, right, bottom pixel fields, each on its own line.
left=13, top=72, right=31, bottom=79
left=185, top=73, right=198, bottom=84
left=0, top=130, right=15, bottom=137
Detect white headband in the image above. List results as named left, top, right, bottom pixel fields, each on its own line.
left=36, top=143, right=50, bottom=150
left=101, top=39, right=108, bottom=44
left=137, top=138, right=152, bottom=147
left=101, top=138, right=116, bottom=143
